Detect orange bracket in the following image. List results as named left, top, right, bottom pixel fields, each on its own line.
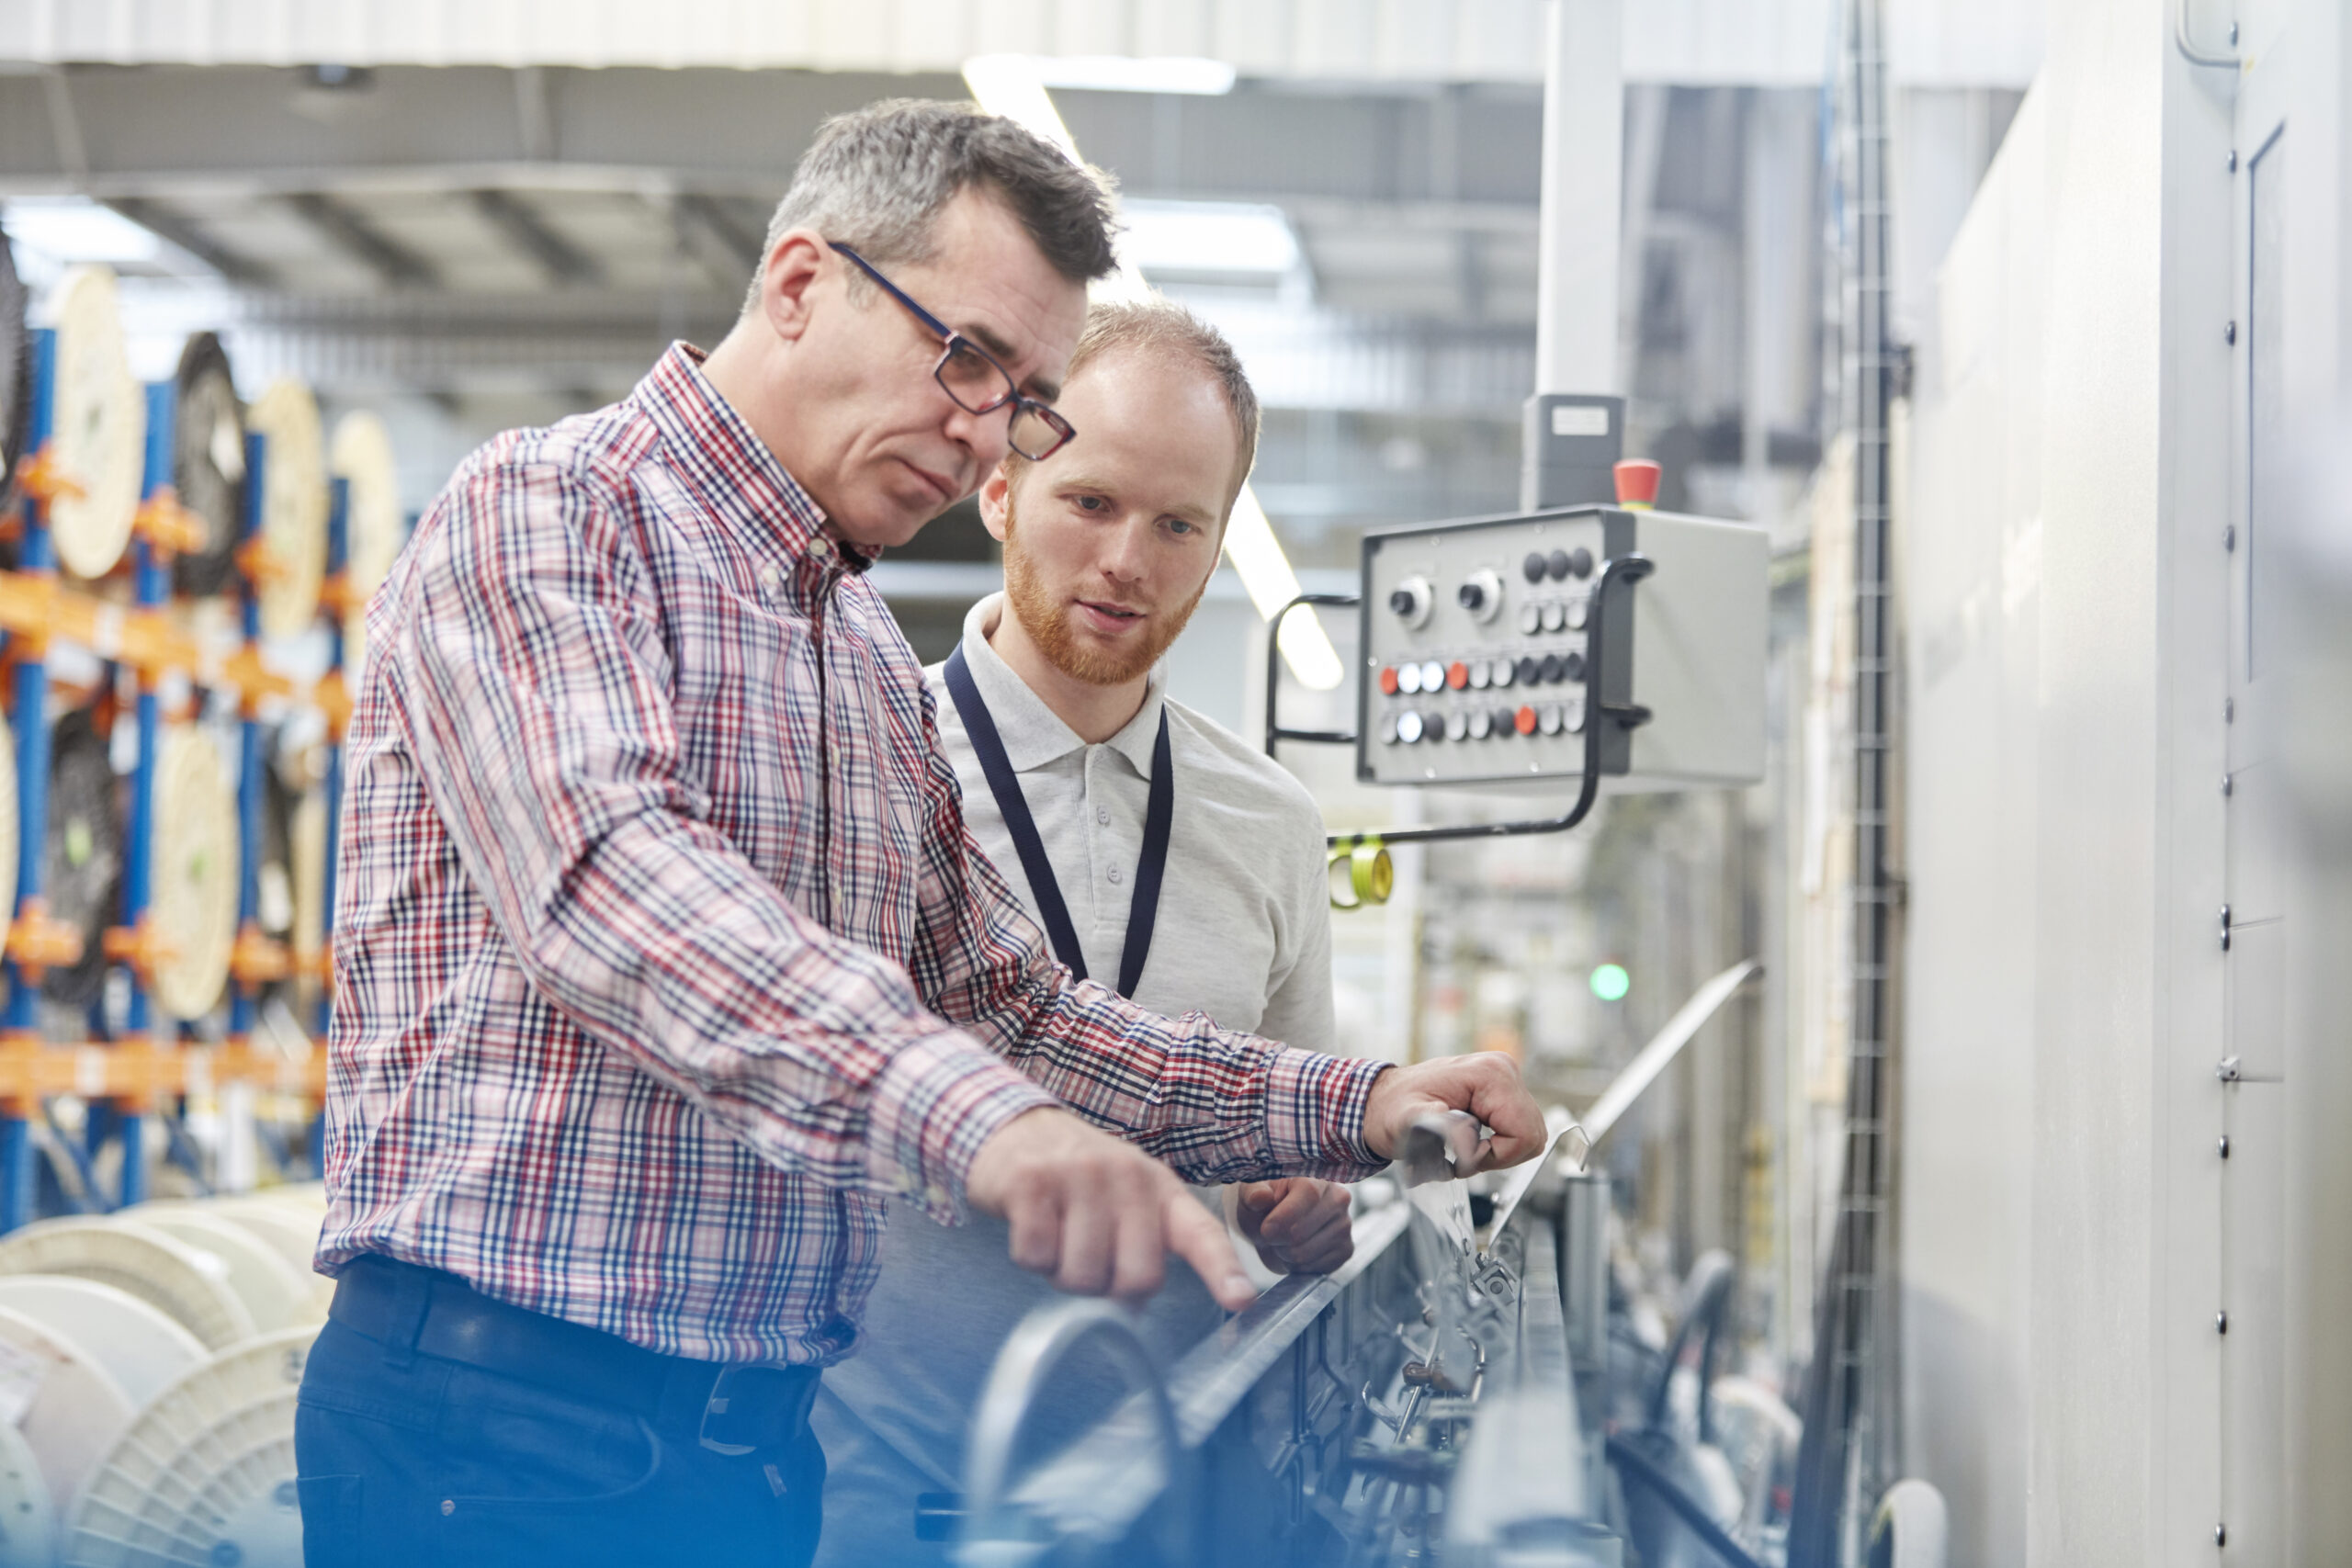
left=313, top=667, right=354, bottom=741
left=133, top=488, right=207, bottom=559
left=234, top=536, right=289, bottom=588
left=220, top=642, right=295, bottom=706
left=6, top=898, right=84, bottom=985
left=229, top=923, right=290, bottom=987
left=11, top=446, right=85, bottom=506
left=0, top=572, right=58, bottom=659
left=102, top=918, right=181, bottom=985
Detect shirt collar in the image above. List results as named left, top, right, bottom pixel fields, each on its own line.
left=632, top=343, right=875, bottom=585
left=957, top=592, right=1167, bottom=777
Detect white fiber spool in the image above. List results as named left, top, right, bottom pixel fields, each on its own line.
left=329, top=408, right=400, bottom=670
left=147, top=727, right=237, bottom=1023
left=122, top=1211, right=317, bottom=1335
left=0, top=1305, right=135, bottom=1519
left=60, top=1327, right=313, bottom=1568
left=0, top=1219, right=253, bottom=1350
left=243, top=379, right=327, bottom=641
left=0, top=1279, right=205, bottom=1409
left=0, top=1422, right=51, bottom=1568
left=170, top=1199, right=323, bottom=1279
left=44, top=266, right=143, bottom=581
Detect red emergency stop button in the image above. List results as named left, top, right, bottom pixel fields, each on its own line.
left=1378, top=666, right=1399, bottom=695
left=1446, top=661, right=1469, bottom=691
left=1514, top=705, right=1538, bottom=736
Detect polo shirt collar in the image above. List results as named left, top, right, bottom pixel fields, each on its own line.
left=957, top=592, right=1167, bottom=777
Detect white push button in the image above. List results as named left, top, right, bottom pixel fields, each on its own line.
left=1541, top=601, right=1566, bottom=634
left=1396, top=711, right=1425, bottom=744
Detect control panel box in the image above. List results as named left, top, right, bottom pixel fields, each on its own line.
left=1356, top=505, right=1767, bottom=790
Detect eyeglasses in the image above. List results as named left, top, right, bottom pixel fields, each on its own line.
left=829, top=242, right=1078, bottom=463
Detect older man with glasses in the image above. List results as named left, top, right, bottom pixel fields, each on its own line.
left=297, top=97, right=1544, bottom=1568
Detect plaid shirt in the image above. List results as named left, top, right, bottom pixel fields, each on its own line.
left=319, top=345, right=1387, bottom=1365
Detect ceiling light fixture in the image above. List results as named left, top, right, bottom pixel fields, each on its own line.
left=962, top=56, right=1343, bottom=693
left=1024, top=55, right=1238, bottom=96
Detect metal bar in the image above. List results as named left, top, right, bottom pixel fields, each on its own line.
left=469, top=187, right=603, bottom=288
left=1262, top=592, right=1360, bottom=758
left=283, top=192, right=438, bottom=289
left=1579, top=960, right=1762, bottom=1148
left=104, top=197, right=275, bottom=288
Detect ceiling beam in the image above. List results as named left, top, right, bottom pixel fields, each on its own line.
left=283, top=192, right=437, bottom=288
left=104, top=197, right=277, bottom=288
left=469, top=187, right=601, bottom=287
left=662, top=192, right=763, bottom=296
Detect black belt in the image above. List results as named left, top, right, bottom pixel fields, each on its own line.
left=943, top=642, right=1173, bottom=998
left=327, top=1254, right=820, bottom=1456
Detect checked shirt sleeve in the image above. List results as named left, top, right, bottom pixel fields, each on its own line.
left=901, top=706, right=1390, bottom=1189
left=390, top=457, right=1057, bottom=1210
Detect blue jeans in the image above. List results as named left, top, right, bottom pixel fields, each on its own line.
left=295, top=1317, right=824, bottom=1568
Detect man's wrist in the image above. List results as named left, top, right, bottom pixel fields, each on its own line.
left=1262, top=1049, right=1390, bottom=1179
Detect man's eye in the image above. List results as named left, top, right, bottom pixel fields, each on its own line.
left=1167, top=518, right=1196, bottom=536
left=1073, top=495, right=1106, bottom=513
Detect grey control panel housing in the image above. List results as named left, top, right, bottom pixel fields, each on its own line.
left=1357, top=505, right=1768, bottom=790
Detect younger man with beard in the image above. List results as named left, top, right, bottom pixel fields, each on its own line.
left=810, top=300, right=1351, bottom=1564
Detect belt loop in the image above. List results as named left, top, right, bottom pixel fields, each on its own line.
left=382, top=1259, right=433, bottom=1371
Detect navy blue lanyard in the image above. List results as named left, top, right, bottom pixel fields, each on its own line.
left=944, top=644, right=1173, bottom=999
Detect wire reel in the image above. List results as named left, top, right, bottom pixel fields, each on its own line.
left=330, top=408, right=401, bottom=668
left=243, top=378, right=327, bottom=640
left=39, top=707, right=124, bottom=1010
left=45, top=267, right=143, bottom=581
left=169, top=332, right=247, bottom=599
left=0, top=230, right=28, bottom=504
left=147, top=726, right=237, bottom=1022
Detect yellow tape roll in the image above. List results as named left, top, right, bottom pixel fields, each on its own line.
left=1327, top=841, right=1394, bottom=910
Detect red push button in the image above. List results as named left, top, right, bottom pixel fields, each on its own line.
left=1446, top=660, right=1469, bottom=691
left=1378, top=666, right=1399, bottom=695
left=1514, top=705, right=1538, bottom=736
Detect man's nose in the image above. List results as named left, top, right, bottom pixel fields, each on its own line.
left=1100, top=518, right=1153, bottom=584
left=942, top=400, right=1011, bottom=478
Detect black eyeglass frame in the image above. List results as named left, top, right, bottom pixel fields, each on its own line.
left=828, top=242, right=1078, bottom=463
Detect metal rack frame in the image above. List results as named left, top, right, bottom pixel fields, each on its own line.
left=0, top=329, right=351, bottom=1230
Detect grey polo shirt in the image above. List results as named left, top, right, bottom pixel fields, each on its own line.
left=809, top=592, right=1338, bottom=1567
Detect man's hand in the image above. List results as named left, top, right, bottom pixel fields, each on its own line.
left=1361, top=1052, right=1548, bottom=1175
left=1236, top=1179, right=1354, bottom=1277
left=964, top=1106, right=1260, bottom=1311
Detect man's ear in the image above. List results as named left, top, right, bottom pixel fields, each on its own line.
left=757, top=230, right=831, bottom=344
left=978, top=464, right=1017, bottom=544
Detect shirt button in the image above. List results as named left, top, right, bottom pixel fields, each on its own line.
left=759, top=566, right=782, bottom=593
left=808, top=536, right=833, bottom=558
left=1095, top=808, right=1110, bottom=825
left=1107, top=867, right=1124, bottom=885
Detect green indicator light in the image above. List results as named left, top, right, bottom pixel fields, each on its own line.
left=1589, top=963, right=1630, bottom=1002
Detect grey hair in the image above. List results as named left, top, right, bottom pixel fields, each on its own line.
left=1049, top=299, right=1262, bottom=514
left=744, top=98, right=1120, bottom=313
